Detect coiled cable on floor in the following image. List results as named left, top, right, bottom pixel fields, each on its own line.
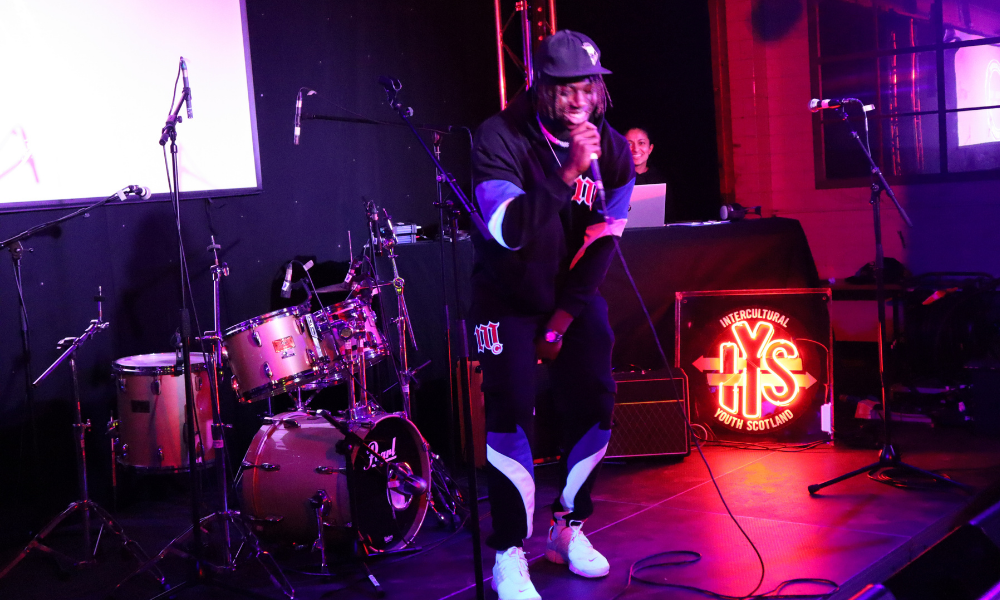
left=607, top=235, right=839, bottom=600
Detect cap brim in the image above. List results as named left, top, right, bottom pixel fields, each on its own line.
left=540, top=66, right=612, bottom=79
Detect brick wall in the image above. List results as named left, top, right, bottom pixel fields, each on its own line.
left=722, top=0, right=999, bottom=280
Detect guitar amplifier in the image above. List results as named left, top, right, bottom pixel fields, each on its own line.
left=608, top=371, right=690, bottom=458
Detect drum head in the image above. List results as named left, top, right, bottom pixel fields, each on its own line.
left=353, top=415, right=430, bottom=550
left=114, top=352, right=207, bottom=373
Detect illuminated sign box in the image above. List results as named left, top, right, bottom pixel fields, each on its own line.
left=676, top=289, right=833, bottom=442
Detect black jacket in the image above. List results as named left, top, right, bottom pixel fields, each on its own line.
left=471, top=92, right=635, bottom=317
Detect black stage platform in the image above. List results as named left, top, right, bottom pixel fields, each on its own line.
left=2, top=423, right=999, bottom=600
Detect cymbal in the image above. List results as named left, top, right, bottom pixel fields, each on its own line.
left=314, top=279, right=392, bottom=294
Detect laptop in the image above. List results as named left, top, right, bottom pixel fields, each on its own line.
left=625, top=183, right=667, bottom=228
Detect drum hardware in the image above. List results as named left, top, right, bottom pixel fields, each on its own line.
left=114, top=236, right=294, bottom=600
left=106, top=414, right=120, bottom=512
left=357, top=195, right=468, bottom=531
left=0, top=289, right=161, bottom=583
left=312, top=409, right=426, bottom=587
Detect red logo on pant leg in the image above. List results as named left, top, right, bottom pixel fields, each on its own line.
left=474, top=322, right=503, bottom=355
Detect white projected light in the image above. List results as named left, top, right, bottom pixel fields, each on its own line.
left=953, top=31, right=1000, bottom=147
left=0, top=0, right=261, bottom=211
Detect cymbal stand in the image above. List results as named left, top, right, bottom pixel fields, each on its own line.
left=0, top=289, right=159, bottom=581
left=368, top=197, right=464, bottom=528
left=113, top=237, right=294, bottom=598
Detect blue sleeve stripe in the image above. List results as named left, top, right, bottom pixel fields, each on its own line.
left=476, top=179, right=525, bottom=247
left=605, top=177, right=635, bottom=221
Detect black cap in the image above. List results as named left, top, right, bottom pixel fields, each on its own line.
left=534, top=30, right=612, bottom=81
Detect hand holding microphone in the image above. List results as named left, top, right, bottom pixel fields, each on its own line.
left=559, top=121, right=601, bottom=186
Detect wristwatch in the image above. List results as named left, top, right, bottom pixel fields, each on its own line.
left=543, top=330, right=563, bottom=344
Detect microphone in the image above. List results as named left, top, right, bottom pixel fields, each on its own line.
left=378, top=76, right=400, bottom=91
left=280, top=262, right=294, bottom=298
left=391, top=473, right=428, bottom=497
left=343, top=257, right=363, bottom=286
left=589, top=152, right=608, bottom=221
left=180, top=57, right=193, bottom=119
left=294, top=88, right=315, bottom=145
left=720, top=203, right=762, bottom=221
left=809, top=98, right=852, bottom=112
left=114, top=185, right=152, bottom=201
left=126, top=185, right=151, bottom=200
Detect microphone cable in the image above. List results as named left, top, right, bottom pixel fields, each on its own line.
left=597, top=190, right=838, bottom=599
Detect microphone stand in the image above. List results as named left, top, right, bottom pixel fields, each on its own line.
left=0, top=188, right=151, bottom=542
left=381, top=78, right=487, bottom=600
left=808, top=102, right=967, bottom=494
left=122, top=68, right=295, bottom=600
left=0, top=290, right=159, bottom=581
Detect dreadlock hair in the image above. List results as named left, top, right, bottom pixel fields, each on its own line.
left=533, top=74, right=612, bottom=124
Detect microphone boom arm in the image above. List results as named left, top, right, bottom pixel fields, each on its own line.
left=380, top=80, right=487, bottom=236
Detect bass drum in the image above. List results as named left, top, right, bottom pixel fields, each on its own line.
left=238, top=411, right=430, bottom=550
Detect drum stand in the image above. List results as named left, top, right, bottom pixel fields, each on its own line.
left=113, top=237, right=294, bottom=599
left=366, top=198, right=465, bottom=529
left=0, top=292, right=160, bottom=581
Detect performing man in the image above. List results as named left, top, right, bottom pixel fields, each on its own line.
left=470, top=30, right=635, bottom=600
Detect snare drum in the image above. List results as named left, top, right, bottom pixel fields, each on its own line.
left=238, top=411, right=430, bottom=550
left=223, top=304, right=325, bottom=402
left=113, top=353, right=215, bottom=471
left=313, top=298, right=390, bottom=374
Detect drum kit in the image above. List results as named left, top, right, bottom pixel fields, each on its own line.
left=109, top=199, right=463, bottom=597
left=0, top=198, right=463, bottom=599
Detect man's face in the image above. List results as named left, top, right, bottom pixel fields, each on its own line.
left=626, top=129, right=653, bottom=168
left=552, top=79, right=599, bottom=128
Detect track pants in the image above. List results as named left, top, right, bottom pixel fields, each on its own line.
left=472, top=295, right=616, bottom=551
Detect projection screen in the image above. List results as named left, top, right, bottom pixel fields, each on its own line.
left=0, top=0, right=261, bottom=212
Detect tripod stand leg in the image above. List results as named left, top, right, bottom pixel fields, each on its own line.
left=360, top=559, right=384, bottom=598
left=881, top=461, right=972, bottom=491
left=0, top=501, right=93, bottom=578
left=252, top=549, right=296, bottom=599
left=808, top=461, right=881, bottom=495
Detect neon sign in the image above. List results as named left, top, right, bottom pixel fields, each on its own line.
left=691, top=308, right=817, bottom=433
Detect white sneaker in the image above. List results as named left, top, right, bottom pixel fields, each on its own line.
left=544, top=520, right=610, bottom=578
left=492, top=546, right=541, bottom=600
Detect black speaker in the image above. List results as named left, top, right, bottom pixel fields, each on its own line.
left=607, top=371, right=690, bottom=458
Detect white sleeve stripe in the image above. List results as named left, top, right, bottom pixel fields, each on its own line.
left=488, top=197, right=515, bottom=249
left=568, top=218, right=627, bottom=269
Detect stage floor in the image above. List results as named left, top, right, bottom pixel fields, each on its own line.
left=3, top=423, right=1000, bottom=600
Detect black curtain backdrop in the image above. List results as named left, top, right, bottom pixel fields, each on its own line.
left=559, top=1, right=722, bottom=222
left=0, top=0, right=720, bottom=546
